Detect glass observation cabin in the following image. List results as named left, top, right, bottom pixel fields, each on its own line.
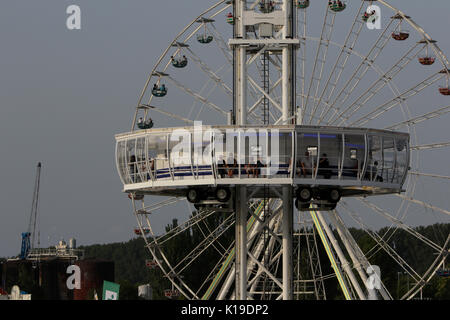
left=115, top=125, right=409, bottom=199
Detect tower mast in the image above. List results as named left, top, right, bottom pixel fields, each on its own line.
left=230, top=0, right=298, bottom=300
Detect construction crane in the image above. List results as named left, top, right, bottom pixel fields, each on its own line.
left=19, top=162, right=41, bottom=260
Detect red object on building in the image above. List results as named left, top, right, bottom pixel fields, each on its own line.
left=73, top=259, right=114, bottom=300
left=0, top=287, right=8, bottom=295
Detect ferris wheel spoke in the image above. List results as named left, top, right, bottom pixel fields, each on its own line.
left=247, top=217, right=283, bottom=298
left=304, top=4, right=337, bottom=124
left=214, top=200, right=279, bottom=300
left=152, top=208, right=218, bottom=247
left=296, top=7, right=307, bottom=115
left=163, top=74, right=229, bottom=116
left=394, top=194, right=450, bottom=217
left=339, top=201, right=422, bottom=283
left=139, top=104, right=195, bottom=124
left=198, top=217, right=229, bottom=254
left=191, top=76, right=223, bottom=120
left=401, top=234, right=450, bottom=300
left=330, top=209, right=393, bottom=300
left=410, top=141, right=450, bottom=151
left=358, top=198, right=444, bottom=252
left=408, top=171, right=450, bottom=181
left=245, top=200, right=283, bottom=299
left=202, top=200, right=270, bottom=300
left=197, top=241, right=236, bottom=298
left=349, top=71, right=446, bottom=127
left=248, top=211, right=282, bottom=246
left=266, top=55, right=283, bottom=74
left=247, top=250, right=284, bottom=291
left=314, top=209, right=367, bottom=299
left=171, top=213, right=235, bottom=275
left=209, top=23, right=234, bottom=66
left=331, top=42, right=424, bottom=126
left=183, top=47, right=233, bottom=97
left=326, top=18, right=397, bottom=125
left=314, top=1, right=366, bottom=125
left=142, top=197, right=183, bottom=212
left=386, top=105, right=450, bottom=130
left=249, top=250, right=284, bottom=299
left=132, top=200, right=198, bottom=299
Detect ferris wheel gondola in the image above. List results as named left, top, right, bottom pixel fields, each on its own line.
left=196, top=18, right=215, bottom=44
left=418, top=39, right=437, bottom=66
left=297, top=0, right=310, bottom=9
left=328, top=0, right=346, bottom=12
left=391, top=14, right=410, bottom=41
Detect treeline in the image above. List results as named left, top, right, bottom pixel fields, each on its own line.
left=77, top=219, right=449, bottom=300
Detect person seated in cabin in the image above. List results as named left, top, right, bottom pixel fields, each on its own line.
left=351, top=158, right=359, bottom=178
left=225, top=155, right=234, bottom=177
left=319, top=153, right=331, bottom=179
left=232, top=158, right=238, bottom=176
left=161, top=84, right=166, bottom=91
left=301, top=151, right=312, bottom=177
left=153, top=84, right=158, bottom=91
left=244, top=162, right=252, bottom=178
left=218, top=156, right=227, bottom=178
left=227, top=161, right=234, bottom=178
left=149, top=159, right=155, bottom=180
left=296, top=159, right=303, bottom=177
left=129, top=155, right=137, bottom=182
left=373, top=161, right=383, bottom=182
left=138, top=117, right=144, bottom=126
left=255, top=159, right=264, bottom=178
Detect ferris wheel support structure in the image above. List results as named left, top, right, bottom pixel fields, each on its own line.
left=230, top=0, right=298, bottom=300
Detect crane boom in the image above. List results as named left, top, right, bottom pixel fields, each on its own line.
left=20, top=162, right=41, bottom=259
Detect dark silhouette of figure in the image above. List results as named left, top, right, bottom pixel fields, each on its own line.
left=319, top=153, right=331, bottom=179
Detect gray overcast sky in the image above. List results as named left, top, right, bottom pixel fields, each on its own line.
left=0, top=1, right=449, bottom=257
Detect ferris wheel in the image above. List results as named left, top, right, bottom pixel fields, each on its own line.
left=115, top=0, right=450, bottom=300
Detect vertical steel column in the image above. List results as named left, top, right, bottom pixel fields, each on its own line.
left=235, top=0, right=247, bottom=126
left=235, top=185, right=247, bottom=300
left=234, top=0, right=247, bottom=300
left=282, top=185, right=293, bottom=299
left=281, top=0, right=291, bottom=123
